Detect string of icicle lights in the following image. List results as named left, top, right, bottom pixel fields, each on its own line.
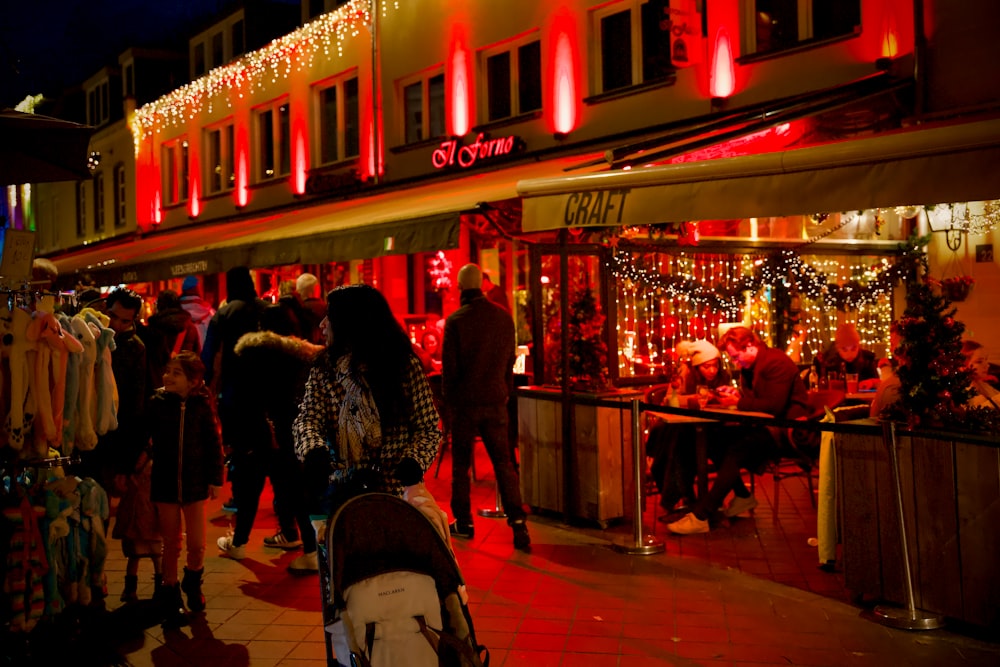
left=131, top=0, right=400, bottom=153
left=606, top=247, right=914, bottom=313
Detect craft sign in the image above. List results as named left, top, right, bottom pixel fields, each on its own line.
left=563, top=189, right=631, bottom=227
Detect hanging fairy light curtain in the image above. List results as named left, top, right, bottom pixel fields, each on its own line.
left=608, top=239, right=921, bottom=376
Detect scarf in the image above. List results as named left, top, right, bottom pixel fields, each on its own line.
left=332, top=353, right=382, bottom=467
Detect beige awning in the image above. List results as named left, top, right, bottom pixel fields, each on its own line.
left=517, top=118, right=1000, bottom=232
left=51, top=154, right=595, bottom=285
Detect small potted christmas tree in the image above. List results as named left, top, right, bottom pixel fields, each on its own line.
left=543, top=275, right=609, bottom=392
left=890, top=270, right=1000, bottom=433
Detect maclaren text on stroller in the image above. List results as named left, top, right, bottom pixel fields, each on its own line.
left=320, top=493, right=488, bottom=667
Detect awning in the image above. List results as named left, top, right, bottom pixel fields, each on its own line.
left=518, top=117, right=1000, bottom=232
left=51, top=155, right=594, bottom=285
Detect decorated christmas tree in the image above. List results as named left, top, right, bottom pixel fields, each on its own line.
left=544, top=276, right=609, bottom=391
left=891, top=280, right=975, bottom=429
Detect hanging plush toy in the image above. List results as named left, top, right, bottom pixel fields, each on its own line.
left=27, top=311, right=80, bottom=454
left=58, top=314, right=83, bottom=454
left=84, top=312, right=118, bottom=436
left=4, top=306, right=37, bottom=451
left=70, top=315, right=98, bottom=451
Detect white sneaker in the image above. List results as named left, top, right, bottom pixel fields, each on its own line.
left=723, top=495, right=759, bottom=517
left=666, top=512, right=710, bottom=535
left=287, top=551, right=319, bottom=575
left=217, top=535, right=246, bottom=560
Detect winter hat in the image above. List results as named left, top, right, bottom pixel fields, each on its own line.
left=182, top=275, right=199, bottom=292
left=676, top=339, right=720, bottom=367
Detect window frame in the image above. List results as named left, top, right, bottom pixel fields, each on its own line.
left=399, top=68, right=446, bottom=145
left=313, top=71, right=361, bottom=167
left=254, top=98, right=291, bottom=182
left=161, top=137, right=190, bottom=206
left=479, top=33, right=543, bottom=124
left=76, top=182, right=87, bottom=237
left=204, top=119, right=236, bottom=195
left=93, top=171, right=105, bottom=234
left=114, top=163, right=127, bottom=228
left=740, top=0, right=861, bottom=58
left=87, top=79, right=111, bottom=126
left=591, top=0, right=676, bottom=96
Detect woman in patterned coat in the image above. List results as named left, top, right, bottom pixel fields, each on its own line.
left=292, top=284, right=441, bottom=518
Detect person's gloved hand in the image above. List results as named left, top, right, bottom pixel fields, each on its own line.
left=403, top=482, right=452, bottom=550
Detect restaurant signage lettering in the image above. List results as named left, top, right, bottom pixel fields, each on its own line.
left=563, top=189, right=631, bottom=227
left=171, top=260, right=209, bottom=276
left=305, top=168, right=363, bottom=197
left=431, top=133, right=525, bottom=170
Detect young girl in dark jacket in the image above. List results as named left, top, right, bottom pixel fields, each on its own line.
left=148, top=351, right=224, bottom=627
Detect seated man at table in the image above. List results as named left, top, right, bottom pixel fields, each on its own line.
left=646, top=340, right=731, bottom=517
left=814, top=323, right=879, bottom=389
left=667, top=326, right=812, bottom=535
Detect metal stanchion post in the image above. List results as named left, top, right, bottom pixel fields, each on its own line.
left=478, top=483, right=506, bottom=518
left=611, top=399, right=665, bottom=555
left=870, top=421, right=945, bottom=630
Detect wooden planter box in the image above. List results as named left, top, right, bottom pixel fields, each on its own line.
left=516, top=387, right=641, bottom=527
left=837, top=423, right=1000, bottom=628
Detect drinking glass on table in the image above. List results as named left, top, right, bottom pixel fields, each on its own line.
left=845, top=373, right=859, bottom=394
left=696, top=385, right=712, bottom=408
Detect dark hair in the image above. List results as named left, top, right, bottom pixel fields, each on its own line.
left=719, top=326, right=761, bottom=352
left=169, top=351, right=206, bottom=383
left=326, top=284, right=413, bottom=427
left=261, top=302, right=298, bottom=337
left=106, top=287, right=142, bottom=313
left=156, top=289, right=181, bottom=312
left=225, top=266, right=257, bottom=303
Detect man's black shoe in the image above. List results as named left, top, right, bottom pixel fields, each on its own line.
left=512, top=520, right=531, bottom=553
left=449, top=520, right=474, bottom=539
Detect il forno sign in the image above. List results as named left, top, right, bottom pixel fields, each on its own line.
left=432, top=133, right=525, bottom=170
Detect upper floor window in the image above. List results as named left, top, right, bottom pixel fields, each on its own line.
left=123, top=63, right=134, bottom=98
left=481, top=36, right=542, bottom=123
left=743, top=0, right=861, bottom=56
left=93, top=172, right=105, bottom=234
left=162, top=138, right=189, bottom=206
left=211, top=31, right=225, bottom=69
left=593, top=0, right=674, bottom=94
left=232, top=20, right=245, bottom=57
left=205, top=121, right=236, bottom=194
left=87, top=80, right=111, bottom=126
left=401, top=70, right=445, bottom=144
left=315, top=74, right=360, bottom=165
left=76, top=182, right=87, bottom=237
left=256, top=100, right=290, bottom=181
left=114, top=163, right=127, bottom=228
left=193, top=42, right=207, bottom=78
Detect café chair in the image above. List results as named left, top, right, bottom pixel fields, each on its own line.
left=768, top=388, right=845, bottom=515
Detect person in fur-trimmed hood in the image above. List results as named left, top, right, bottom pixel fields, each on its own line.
left=221, top=305, right=324, bottom=573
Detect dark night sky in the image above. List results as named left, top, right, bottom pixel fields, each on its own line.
left=0, top=0, right=231, bottom=108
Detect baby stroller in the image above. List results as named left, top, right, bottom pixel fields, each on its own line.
left=321, top=493, right=489, bottom=667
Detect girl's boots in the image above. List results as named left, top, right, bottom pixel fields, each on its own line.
left=157, top=581, right=188, bottom=628
left=120, top=575, right=139, bottom=603
left=181, top=567, right=206, bottom=612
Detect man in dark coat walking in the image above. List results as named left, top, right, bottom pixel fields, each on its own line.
left=442, top=263, right=530, bottom=552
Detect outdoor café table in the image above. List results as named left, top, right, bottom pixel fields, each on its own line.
left=646, top=404, right=774, bottom=505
